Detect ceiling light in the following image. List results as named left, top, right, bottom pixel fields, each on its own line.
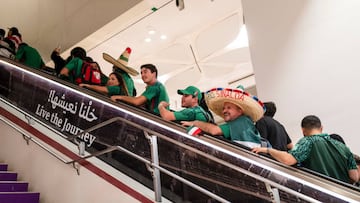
left=147, top=26, right=156, bottom=35
left=160, top=35, right=167, bottom=40
left=226, top=25, right=248, bottom=49
left=144, top=38, right=152, bottom=42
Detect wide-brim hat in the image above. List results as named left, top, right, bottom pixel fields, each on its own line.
left=103, top=47, right=139, bottom=76
left=205, top=87, right=265, bottom=122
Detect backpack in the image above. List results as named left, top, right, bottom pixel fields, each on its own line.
left=198, top=92, right=215, bottom=123
left=75, top=61, right=101, bottom=85
left=193, top=106, right=215, bottom=123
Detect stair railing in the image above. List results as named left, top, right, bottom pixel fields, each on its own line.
left=2, top=96, right=359, bottom=203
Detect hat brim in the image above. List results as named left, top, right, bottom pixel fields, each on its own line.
left=205, top=88, right=264, bottom=122
left=103, top=53, right=139, bottom=76
left=177, top=89, right=189, bottom=95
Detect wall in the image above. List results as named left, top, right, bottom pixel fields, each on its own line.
left=0, top=0, right=142, bottom=62
left=242, top=0, right=360, bottom=155
left=0, top=98, right=163, bottom=203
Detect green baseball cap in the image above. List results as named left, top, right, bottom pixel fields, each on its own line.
left=177, top=86, right=202, bottom=101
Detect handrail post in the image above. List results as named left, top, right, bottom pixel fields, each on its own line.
left=79, top=141, right=85, bottom=156
left=265, top=182, right=280, bottom=203
left=144, top=131, right=162, bottom=202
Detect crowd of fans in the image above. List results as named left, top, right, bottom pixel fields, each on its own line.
left=1, top=26, right=359, bottom=187
left=0, top=27, right=44, bottom=69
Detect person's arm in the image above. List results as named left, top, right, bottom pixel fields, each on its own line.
left=111, top=95, right=147, bottom=106
left=348, top=168, right=359, bottom=183
left=181, top=120, right=223, bottom=135
left=79, top=83, right=108, bottom=95
left=51, top=48, right=66, bottom=65
left=287, top=142, right=294, bottom=150
left=51, top=48, right=66, bottom=74
left=60, top=67, right=69, bottom=76
left=15, top=44, right=24, bottom=61
left=158, top=101, right=175, bottom=121
left=252, top=147, right=298, bottom=165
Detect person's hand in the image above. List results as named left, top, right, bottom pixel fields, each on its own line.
left=79, top=83, right=87, bottom=88
left=181, top=121, right=193, bottom=127
left=158, top=101, right=169, bottom=109
left=111, top=95, right=122, bottom=102
left=54, top=47, right=61, bottom=54
left=252, top=147, right=268, bottom=154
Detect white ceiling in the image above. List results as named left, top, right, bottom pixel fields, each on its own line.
left=1, top=0, right=256, bottom=111
left=84, top=0, right=256, bottom=110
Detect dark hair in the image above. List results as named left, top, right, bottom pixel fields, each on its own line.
left=110, top=72, right=129, bottom=96
left=14, top=32, right=21, bottom=39
left=140, top=64, right=158, bottom=78
left=329, top=134, right=345, bottom=144
left=84, top=56, right=93, bottom=62
left=264, top=102, right=276, bottom=117
left=301, top=115, right=321, bottom=129
left=70, top=47, right=86, bottom=59
left=0, top=29, right=5, bottom=38
left=9, top=27, right=19, bottom=35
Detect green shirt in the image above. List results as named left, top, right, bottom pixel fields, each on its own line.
left=141, top=81, right=169, bottom=114
left=289, top=133, right=357, bottom=183
left=64, top=57, right=83, bottom=84
left=174, top=106, right=210, bottom=122
left=15, top=43, right=44, bottom=69
left=219, top=116, right=262, bottom=148
left=121, top=71, right=135, bottom=96
left=106, top=86, right=121, bottom=96
left=113, top=68, right=135, bottom=96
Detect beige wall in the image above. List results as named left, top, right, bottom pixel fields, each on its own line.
left=243, top=0, right=360, bottom=155
left=0, top=0, right=142, bottom=62
left=0, top=120, right=145, bottom=203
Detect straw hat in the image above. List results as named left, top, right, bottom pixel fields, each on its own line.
left=205, top=87, right=265, bottom=122
left=103, top=47, right=139, bottom=76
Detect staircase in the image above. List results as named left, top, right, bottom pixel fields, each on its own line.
left=0, top=163, right=40, bottom=203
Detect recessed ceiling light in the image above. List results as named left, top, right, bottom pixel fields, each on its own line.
left=160, top=35, right=167, bottom=40
left=144, top=38, right=152, bottom=42
left=147, top=26, right=156, bottom=35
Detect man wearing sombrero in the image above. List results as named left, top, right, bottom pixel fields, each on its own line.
left=103, top=47, right=138, bottom=96
left=182, top=86, right=267, bottom=148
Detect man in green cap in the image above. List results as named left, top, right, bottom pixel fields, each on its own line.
left=158, top=85, right=212, bottom=123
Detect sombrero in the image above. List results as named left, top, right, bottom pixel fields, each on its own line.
left=103, top=47, right=139, bottom=76
left=205, top=87, right=265, bottom=122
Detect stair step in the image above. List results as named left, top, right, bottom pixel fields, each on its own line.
left=0, top=164, right=8, bottom=171
left=0, top=192, right=40, bottom=203
left=0, top=172, right=17, bottom=181
left=0, top=181, right=28, bottom=192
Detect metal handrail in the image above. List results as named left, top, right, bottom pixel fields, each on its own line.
left=1, top=96, right=358, bottom=203
left=0, top=100, right=231, bottom=202
left=0, top=115, right=70, bottom=164
left=46, top=114, right=322, bottom=203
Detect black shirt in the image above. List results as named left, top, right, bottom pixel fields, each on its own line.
left=256, top=116, right=292, bottom=151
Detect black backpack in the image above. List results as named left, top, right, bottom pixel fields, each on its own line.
left=198, top=92, right=215, bottom=123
